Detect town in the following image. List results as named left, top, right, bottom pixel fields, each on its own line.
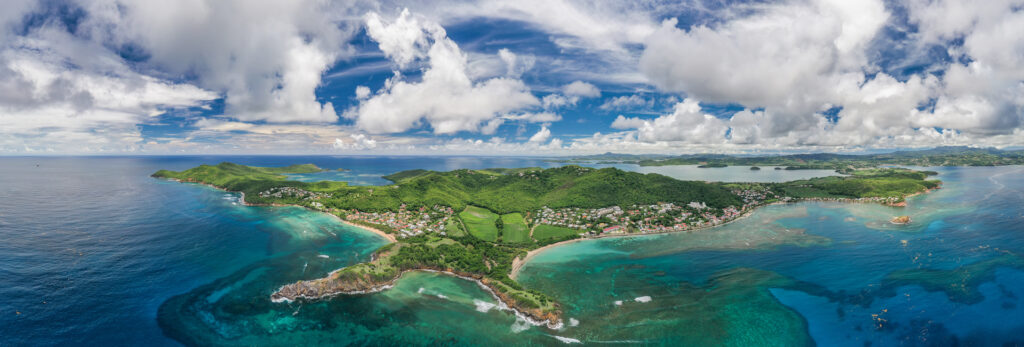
left=339, top=204, right=455, bottom=238
left=259, top=185, right=779, bottom=240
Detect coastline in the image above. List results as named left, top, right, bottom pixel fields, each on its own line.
left=271, top=267, right=562, bottom=328
left=162, top=178, right=398, bottom=243
left=159, top=174, right=938, bottom=330
left=507, top=189, right=937, bottom=279
left=510, top=202, right=768, bottom=279
left=335, top=217, right=397, bottom=243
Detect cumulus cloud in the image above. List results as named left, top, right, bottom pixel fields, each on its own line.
left=640, top=0, right=887, bottom=113
left=498, top=48, right=535, bottom=77
left=0, top=24, right=216, bottom=153
left=80, top=0, right=360, bottom=123
left=529, top=126, right=552, bottom=143
left=600, top=94, right=653, bottom=111
left=610, top=115, right=647, bottom=129
left=355, top=86, right=371, bottom=99
left=334, top=134, right=378, bottom=150
left=349, top=9, right=540, bottom=134
left=542, top=80, right=601, bottom=109
left=612, top=99, right=729, bottom=144
left=562, top=80, right=600, bottom=97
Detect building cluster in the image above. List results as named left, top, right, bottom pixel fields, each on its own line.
left=257, top=186, right=331, bottom=201
left=531, top=201, right=748, bottom=236
left=733, top=189, right=771, bottom=205
left=342, top=204, right=455, bottom=238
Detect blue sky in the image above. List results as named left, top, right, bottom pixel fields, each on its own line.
left=0, top=0, right=1022, bottom=154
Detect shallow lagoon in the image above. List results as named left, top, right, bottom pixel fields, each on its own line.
left=2, top=157, right=1023, bottom=345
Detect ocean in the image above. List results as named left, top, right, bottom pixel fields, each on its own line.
left=1, top=156, right=1022, bottom=345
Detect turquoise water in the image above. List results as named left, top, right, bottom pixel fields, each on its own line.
left=2, top=157, right=1023, bottom=345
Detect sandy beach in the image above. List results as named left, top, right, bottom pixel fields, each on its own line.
left=337, top=218, right=397, bottom=242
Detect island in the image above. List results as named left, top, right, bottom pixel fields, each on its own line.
left=153, top=163, right=941, bottom=328
left=750, top=166, right=761, bottom=170
left=890, top=216, right=912, bottom=224
left=697, top=163, right=728, bottom=168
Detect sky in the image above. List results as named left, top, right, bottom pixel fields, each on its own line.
left=0, top=0, right=1022, bottom=155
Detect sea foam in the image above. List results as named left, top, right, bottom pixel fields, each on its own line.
left=551, top=335, right=582, bottom=344
left=473, top=299, right=496, bottom=313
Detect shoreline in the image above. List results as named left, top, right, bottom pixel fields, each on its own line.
left=507, top=191, right=935, bottom=279
left=511, top=202, right=767, bottom=279
left=271, top=267, right=562, bottom=328
left=163, top=178, right=398, bottom=243
left=335, top=217, right=397, bottom=243
left=160, top=175, right=937, bottom=329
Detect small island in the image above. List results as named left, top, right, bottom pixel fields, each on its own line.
left=750, top=166, right=761, bottom=170
left=890, top=216, right=912, bottom=224
left=697, top=163, right=728, bottom=168
left=153, top=163, right=941, bottom=328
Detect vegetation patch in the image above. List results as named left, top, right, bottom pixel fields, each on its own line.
left=460, top=206, right=499, bottom=242
left=500, top=213, right=531, bottom=244
left=533, top=225, right=580, bottom=241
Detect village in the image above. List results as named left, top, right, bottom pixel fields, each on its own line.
left=257, top=186, right=332, bottom=201
left=261, top=185, right=776, bottom=239
left=528, top=188, right=779, bottom=236
left=530, top=200, right=750, bottom=236
left=339, top=204, right=455, bottom=238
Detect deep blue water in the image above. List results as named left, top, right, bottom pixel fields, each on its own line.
left=2, top=157, right=1024, bottom=345
left=0, top=156, right=563, bottom=345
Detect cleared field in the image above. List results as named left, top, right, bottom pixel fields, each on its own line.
left=500, top=213, right=531, bottom=243
left=533, top=224, right=580, bottom=240
left=460, top=206, right=499, bottom=241
left=444, top=219, right=466, bottom=237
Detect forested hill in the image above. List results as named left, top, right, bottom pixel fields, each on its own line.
left=154, top=163, right=742, bottom=213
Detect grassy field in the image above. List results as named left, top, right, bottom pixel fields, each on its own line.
left=500, top=213, right=531, bottom=244
left=444, top=219, right=466, bottom=237
left=533, top=224, right=580, bottom=240
left=460, top=206, right=499, bottom=241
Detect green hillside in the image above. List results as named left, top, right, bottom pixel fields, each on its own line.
left=156, top=164, right=743, bottom=213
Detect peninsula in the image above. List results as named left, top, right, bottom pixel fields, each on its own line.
left=153, top=163, right=941, bottom=327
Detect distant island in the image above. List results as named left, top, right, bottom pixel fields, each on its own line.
left=559, top=147, right=1024, bottom=173
left=153, top=163, right=941, bottom=327
left=750, top=166, right=761, bottom=170
left=697, top=163, right=728, bottom=168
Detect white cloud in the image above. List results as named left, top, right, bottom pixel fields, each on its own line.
left=364, top=9, right=436, bottom=69
left=529, top=125, right=552, bottom=143
left=81, top=0, right=360, bottom=123
left=610, top=115, right=647, bottom=129
left=542, top=94, right=571, bottom=109
left=504, top=112, right=562, bottom=123
left=640, top=0, right=888, bottom=113
left=562, top=80, right=600, bottom=97
left=333, top=134, right=378, bottom=150
left=0, top=26, right=216, bottom=153
left=498, top=48, right=535, bottom=77
left=618, top=99, right=729, bottom=144
left=541, top=81, right=601, bottom=109
left=355, top=86, right=371, bottom=99
left=349, top=9, right=540, bottom=134
left=600, top=94, right=652, bottom=111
